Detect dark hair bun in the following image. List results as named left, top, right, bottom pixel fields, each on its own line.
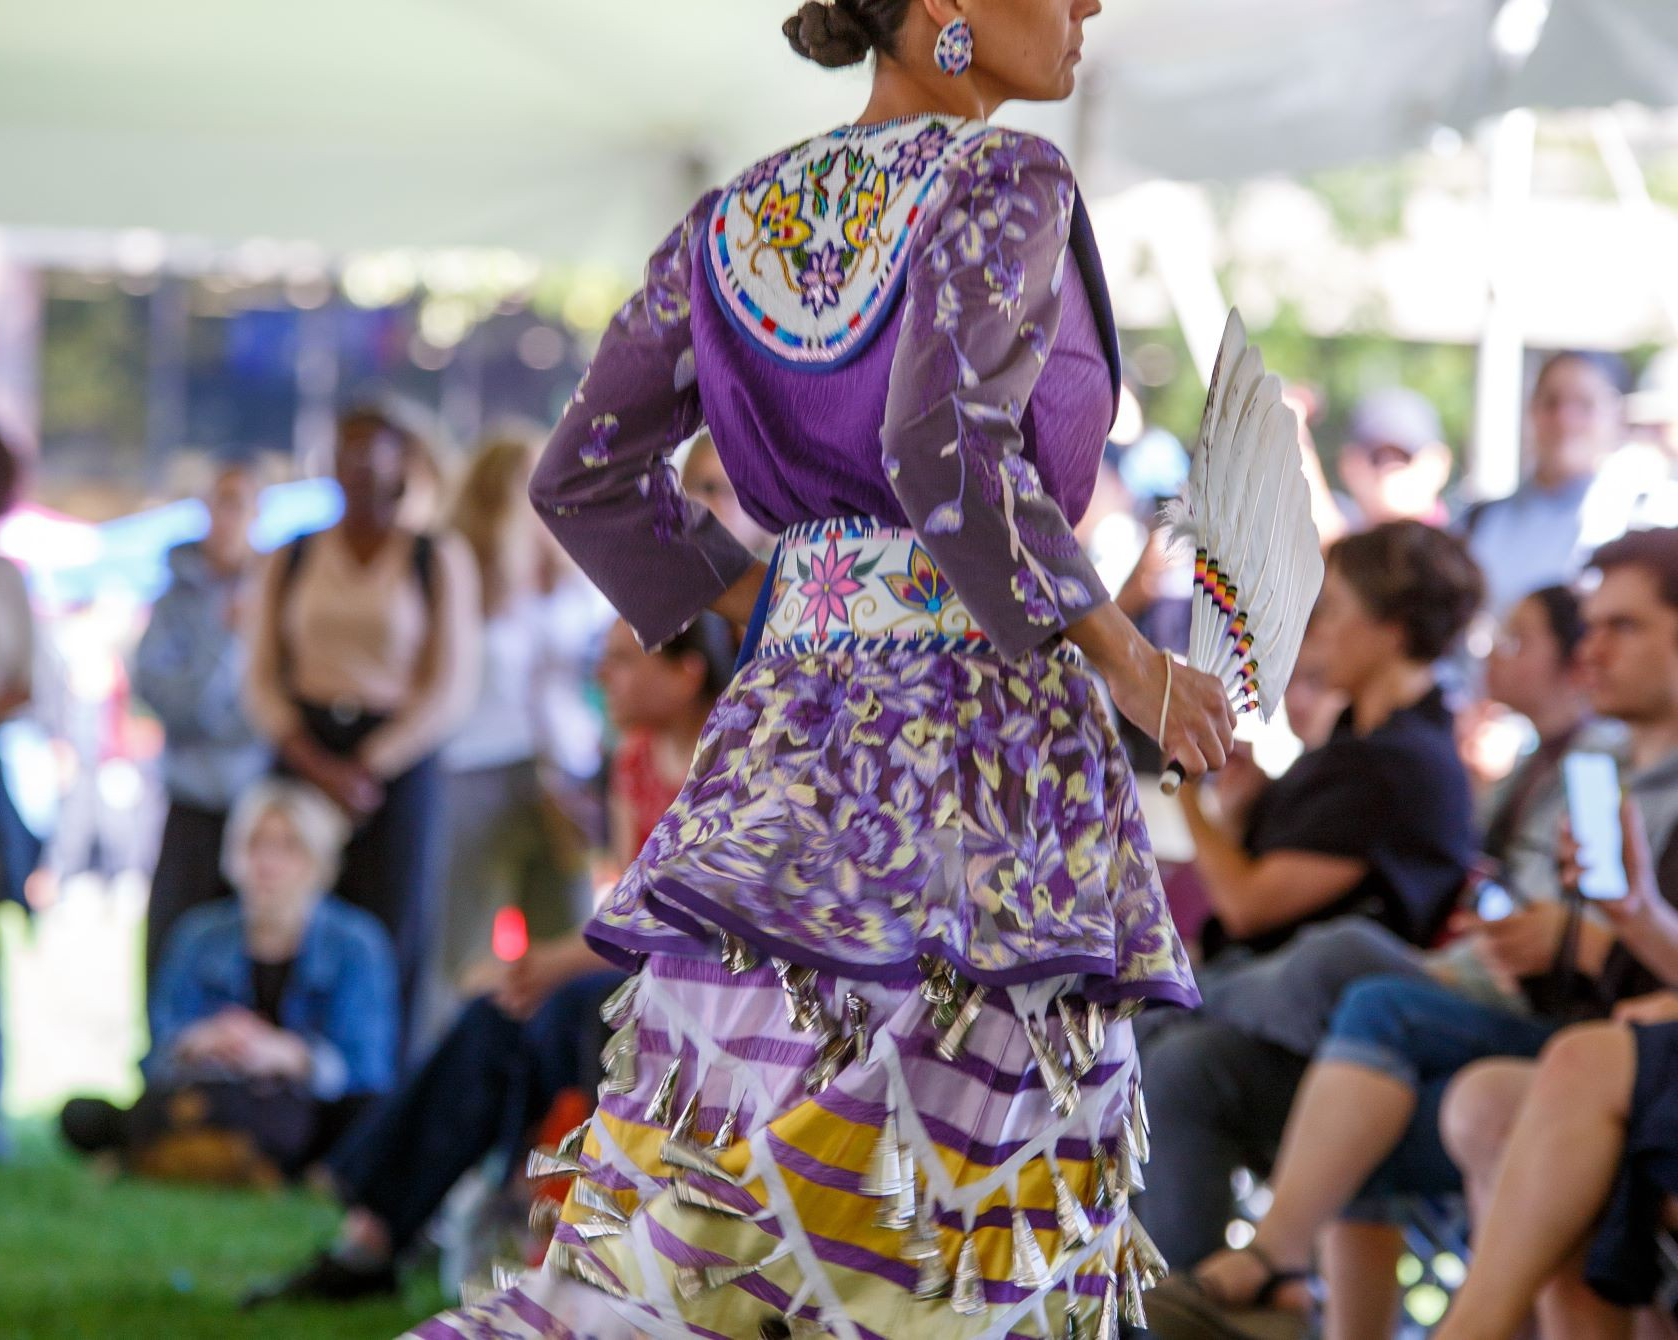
left=784, top=1, right=872, bottom=68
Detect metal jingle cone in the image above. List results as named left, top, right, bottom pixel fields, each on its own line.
left=709, top=1100, right=741, bottom=1151
left=1026, top=1017, right=1080, bottom=1119
left=801, top=1028, right=853, bottom=1095
left=526, top=1145, right=587, bottom=1180
left=1090, top=1142, right=1113, bottom=1212
left=845, top=992, right=873, bottom=1065
left=644, top=1055, right=683, bottom=1127
left=1057, top=998, right=1096, bottom=1079
left=1009, top=1207, right=1053, bottom=1292
left=919, top=953, right=957, bottom=1008
left=1130, top=1087, right=1152, bottom=1164
left=950, top=1235, right=986, bottom=1316
left=601, top=1022, right=639, bottom=1097
left=934, top=984, right=987, bottom=1062
left=492, top=1261, right=522, bottom=1291
left=675, top=1248, right=784, bottom=1302
left=545, top=1243, right=628, bottom=1299
left=1093, top=1271, right=1123, bottom=1340
left=860, top=1112, right=904, bottom=1198
left=774, top=959, right=824, bottom=1032
left=661, top=1132, right=742, bottom=1186
left=1128, top=1219, right=1167, bottom=1290
left=669, top=1091, right=700, bottom=1143
left=573, top=1217, right=625, bottom=1242
left=720, top=931, right=761, bottom=974
left=1121, top=1258, right=1148, bottom=1328
left=877, top=1172, right=917, bottom=1232
left=598, top=975, right=640, bottom=1029
left=914, top=1241, right=953, bottom=1301
left=1121, top=1124, right=1146, bottom=1193
left=671, top=1171, right=754, bottom=1219
left=572, top=1178, right=631, bottom=1226
left=903, top=1204, right=943, bottom=1263
left=1050, top=1162, right=1095, bottom=1248
left=528, top=1197, right=561, bottom=1235
left=1061, top=1299, right=1085, bottom=1340
left=458, top=1277, right=495, bottom=1308
left=1084, top=1000, right=1107, bottom=1059
left=556, top=1122, right=588, bottom=1164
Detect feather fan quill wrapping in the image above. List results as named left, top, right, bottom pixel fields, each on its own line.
left=1159, top=310, right=1324, bottom=792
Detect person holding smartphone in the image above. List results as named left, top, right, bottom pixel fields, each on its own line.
left=1145, top=530, right=1678, bottom=1340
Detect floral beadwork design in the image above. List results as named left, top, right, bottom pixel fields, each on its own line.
left=706, top=115, right=990, bottom=366
left=884, top=541, right=955, bottom=617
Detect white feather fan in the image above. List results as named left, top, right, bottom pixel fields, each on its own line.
left=1159, top=309, right=1324, bottom=791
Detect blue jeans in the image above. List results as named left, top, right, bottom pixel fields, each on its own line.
left=1322, top=975, right=1558, bottom=1202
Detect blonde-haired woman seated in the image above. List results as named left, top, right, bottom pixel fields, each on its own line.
left=60, top=779, right=399, bottom=1184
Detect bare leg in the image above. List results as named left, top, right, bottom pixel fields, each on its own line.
left=1319, top=1220, right=1404, bottom=1340
left=1441, top=1058, right=1536, bottom=1222
left=1196, top=1061, right=1416, bottom=1300
left=1434, top=1023, right=1637, bottom=1340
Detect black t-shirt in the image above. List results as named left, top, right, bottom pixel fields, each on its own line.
left=1214, top=684, right=1475, bottom=958
left=250, top=957, right=296, bottom=1027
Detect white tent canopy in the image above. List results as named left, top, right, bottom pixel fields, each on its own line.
left=2, top=0, right=1676, bottom=266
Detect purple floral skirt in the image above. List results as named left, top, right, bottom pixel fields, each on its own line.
left=403, top=521, right=1195, bottom=1340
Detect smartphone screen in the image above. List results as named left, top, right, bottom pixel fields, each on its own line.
left=1475, top=881, right=1517, bottom=922
left=1562, top=752, right=1630, bottom=901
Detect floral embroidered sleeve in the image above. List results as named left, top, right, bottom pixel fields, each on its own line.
left=881, top=132, right=1108, bottom=661
left=530, top=191, right=756, bottom=651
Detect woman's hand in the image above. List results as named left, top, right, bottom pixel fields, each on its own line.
left=1614, top=991, right=1678, bottom=1025
left=1114, top=650, right=1235, bottom=781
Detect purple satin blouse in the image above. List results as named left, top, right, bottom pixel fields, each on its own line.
left=533, top=119, right=1121, bottom=661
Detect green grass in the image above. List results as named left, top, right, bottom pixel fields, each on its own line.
left=0, top=1123, right=446, bottom=1340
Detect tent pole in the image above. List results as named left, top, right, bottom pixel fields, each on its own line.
left=0, top=239, right=42, bottom=443
left=1471, top=108, right=1536, bottom=504
left=1592, top=109, right=1678, bottom=336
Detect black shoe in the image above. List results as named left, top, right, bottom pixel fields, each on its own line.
left=60, top=1097, right=130, bottom=1154
left=240, top=1252, right=399, bottom=1308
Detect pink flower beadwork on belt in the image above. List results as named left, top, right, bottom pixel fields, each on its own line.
left=797, top=538, right=866, bottom=640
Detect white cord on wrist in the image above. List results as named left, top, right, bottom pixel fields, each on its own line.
left=1157, top=650, right=1173, bottom=747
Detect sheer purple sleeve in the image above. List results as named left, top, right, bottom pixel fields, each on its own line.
left=530, top=191, right=755, bottom=650
left=881, top=132, right=1108, bottom=661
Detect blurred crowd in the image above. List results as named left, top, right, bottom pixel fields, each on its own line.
left=1, top=337, right=1677, bottom=1337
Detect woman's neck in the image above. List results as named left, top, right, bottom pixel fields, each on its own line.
left=1349, top=661, right=1436, bottom=736
left=339, top=513, right=397, bottom=561
left=244, top=895, right=319, bottom=962
left=856, top=60, right=991, bottom=126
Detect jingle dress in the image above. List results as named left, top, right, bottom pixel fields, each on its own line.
left=409, top=114, right=1197, bottom=1340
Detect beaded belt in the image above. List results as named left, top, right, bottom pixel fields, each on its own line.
left=747, top=517, right=992, bottom=660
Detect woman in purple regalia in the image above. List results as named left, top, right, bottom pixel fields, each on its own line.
left=409, top=1, right=1234, bottom=1337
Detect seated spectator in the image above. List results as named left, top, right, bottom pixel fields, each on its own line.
left=1145, top=528, right=1678, bottom=1340
left=1437, top=801, right=1678, bottom=1340
left=246, top=614, right=736, bottom=1305
left=60, top=779, right=398, bottom=1184
left=136, top=463, right=271, bottom=983
left=1333, top=388, right=1454, bottom=531
left=1460, top=351, right=1628, bottom=618
left=1138, top=524, right=1484, bottom=1276
left=1178, top=520, right=1483, bottom=960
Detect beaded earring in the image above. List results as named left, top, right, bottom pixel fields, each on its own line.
left=934, top=17, right=974, bottom=77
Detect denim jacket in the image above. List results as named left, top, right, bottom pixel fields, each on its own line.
left=134, top=542, right=271, bottom=811
left=147, top=895, right=398, bottom=1100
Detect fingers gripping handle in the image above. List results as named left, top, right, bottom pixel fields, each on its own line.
left=1157, top=651, right=1184, bottom=795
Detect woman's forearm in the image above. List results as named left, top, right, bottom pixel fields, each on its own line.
left=711, top=560, right=771, bottom=629
left=1621, top=897, right=1678, bottom=987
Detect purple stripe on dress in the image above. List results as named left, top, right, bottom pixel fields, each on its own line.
left=409, top=1320, right=466, bottom=1339
left=507, top=1289, right=563, bottom=1331
left=815, top=1087, right=1126, bottom=1170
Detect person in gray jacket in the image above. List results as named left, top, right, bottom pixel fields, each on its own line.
left=135, top=464, right=271, bottom=982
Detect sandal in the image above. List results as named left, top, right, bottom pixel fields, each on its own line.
left=1142, top=1245, right=1313, bottom=1340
